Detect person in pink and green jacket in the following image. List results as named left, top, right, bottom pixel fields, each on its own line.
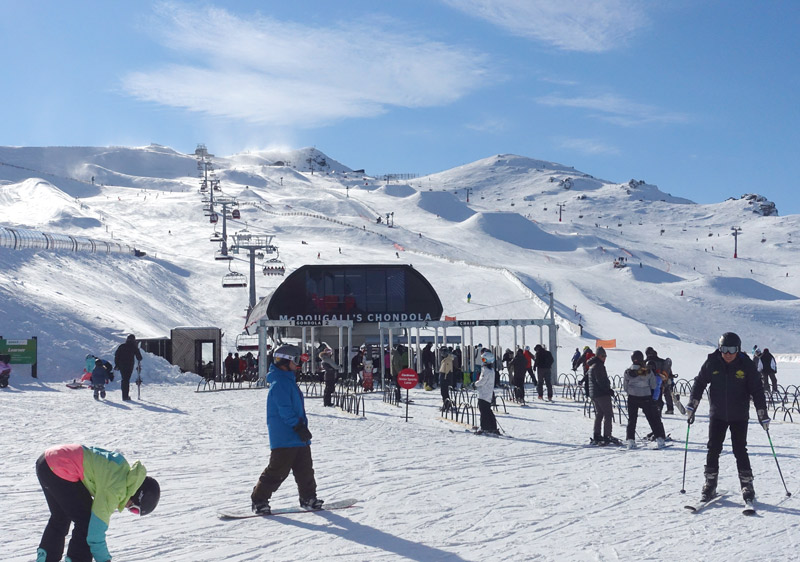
left=36, top=444, right=160, bottom=562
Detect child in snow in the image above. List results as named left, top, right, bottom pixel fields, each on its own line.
left=91, top=359, right=111, bottom=400
left=36, top=444, right=159, bottom=562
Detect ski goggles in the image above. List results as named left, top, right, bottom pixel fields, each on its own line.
left=719, top=346, right=739, bottom=354
left=274, top=352, right=310, bottom=364
left=127, top=504, right=141, bottom=516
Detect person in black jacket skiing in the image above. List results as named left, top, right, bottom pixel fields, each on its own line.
left=114, top=334, right=142, bottom=401
left=687, top=332, right=769, bottom=503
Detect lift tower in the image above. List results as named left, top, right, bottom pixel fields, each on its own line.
left=230, top=233, right=279, bottom=313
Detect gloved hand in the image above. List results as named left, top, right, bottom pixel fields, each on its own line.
left=686, top=398, right=700, bottom=425
left=293, top=422, right=313, bottom=442
left=757, top=409, right=770, bottom=431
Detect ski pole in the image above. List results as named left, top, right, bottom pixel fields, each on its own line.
left=680, top=423, right=691, bottom=494
left=766, top=428, right=791, bottom=497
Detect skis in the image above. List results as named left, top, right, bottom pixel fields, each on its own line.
left=449, top=428, right=514, bottom=439
left=218, top=498, right=358, bottom=520
left=671, top=391, right=687, bottom=415
left=684, top=490, right=728, bottom=513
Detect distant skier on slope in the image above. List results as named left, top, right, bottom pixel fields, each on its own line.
left=686, top=332, right=769, bottom=503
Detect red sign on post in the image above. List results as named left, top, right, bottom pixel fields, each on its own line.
left=397, top=368, right=418, bottom=389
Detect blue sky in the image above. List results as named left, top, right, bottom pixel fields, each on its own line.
left=2, top=1, right=799, bottom=214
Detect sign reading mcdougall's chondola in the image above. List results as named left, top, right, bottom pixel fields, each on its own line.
left=245, top=264, right=443, bottom=330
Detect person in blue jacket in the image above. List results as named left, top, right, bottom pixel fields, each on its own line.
left=251, top=345, right=324, bottom=515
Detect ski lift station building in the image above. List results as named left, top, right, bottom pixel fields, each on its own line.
left=245, top=264, right=443, bottom=340
left=244, top=264, right=558, bottom=377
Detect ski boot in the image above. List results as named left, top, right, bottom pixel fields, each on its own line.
left=251, top=498, right=271, bottom=515
left=300, top=496, right=324, bottom=510
left=739, top=470, right=755, bottom=503
left=605, top=436, right=622, bottom=446
left=656, top=437, right=666, bottom=449
left=700, top=466, right=718, bottom=502
left=591, top=435, right=605, bottom=446
left=626, top=439, right=637, bottom=450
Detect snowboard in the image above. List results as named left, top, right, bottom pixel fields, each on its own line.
left=66, top=381, right=89, bottom=389
left=218, top=498, right=358, bottom=520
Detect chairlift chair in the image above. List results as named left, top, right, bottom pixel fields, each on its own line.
left=214, top=249, right=233, bottom=261
left=209, top=212, right=219, bottom=224
left=222, top=270, right=247, bottom=288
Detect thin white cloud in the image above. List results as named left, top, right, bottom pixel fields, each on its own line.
left=557, top=137, right=620, bottom=155
left=123, top=2, right=490, bottom=127
left=441, top=0, right=649, bottom=52
left=465, top=117, right=509, bottom=133
left=536, top=93, right=689, bottom=126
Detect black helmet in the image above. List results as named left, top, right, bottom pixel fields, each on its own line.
left=273, top=344, right=302, bottom=366
left=718, top=332, right=741, bottom=353
left=130, top=476, right=160, bottom=516
left=644, top=346, right=656, bottom=357
left=631, top=350, right=644, bottom=364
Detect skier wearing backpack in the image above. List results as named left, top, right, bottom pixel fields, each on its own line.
left=623, top=351, right=666, bottom=449
left=755, top=347, right=778, bottom=393
left=686, top=332, right=769, bottom=503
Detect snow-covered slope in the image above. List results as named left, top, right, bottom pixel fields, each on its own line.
left=2, top=144, right=798, bottom=378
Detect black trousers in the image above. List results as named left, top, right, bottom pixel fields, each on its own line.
left=323, top=381, right=335, bottom=406
left=626, top=395, right=665, bottom=440
left=762, top=371, right=778, bottom=392
left=120, top=367, right=133, bottom=400
left=526, top=366, right=537, bottom=386
left=706, top=418, right=751, bottom=472
left=537, top=368, right=553, bottom=399
left=478, top=398, right=497, bottom=431
left=36, top=454, right=93, bottom=562
left=252, top=446, right=317, bottom=503
left=513, top=373, right=526, bottom=401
